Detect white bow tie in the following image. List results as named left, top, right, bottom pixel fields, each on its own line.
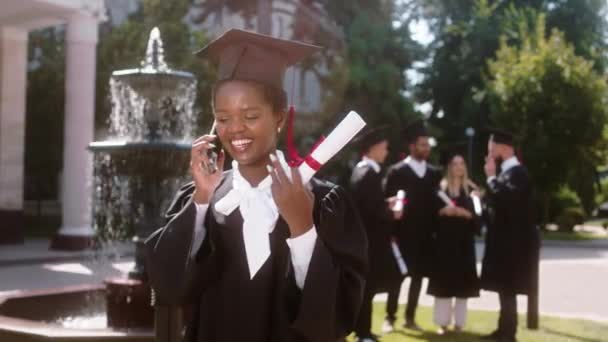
left=214, top=151, right=289, bottom=279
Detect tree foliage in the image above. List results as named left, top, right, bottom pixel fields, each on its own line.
left=485, top=14, right=608, bottom=220
left=408, top=0, right=607, bottom=169
left=321, top=1, right=421, bottom=127
left=96, top=0, right=215, bottom=132
left=25, top=29, right=66, bottom=200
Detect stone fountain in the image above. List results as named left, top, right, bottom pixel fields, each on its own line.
left=0, top=27, right=197, bottom=341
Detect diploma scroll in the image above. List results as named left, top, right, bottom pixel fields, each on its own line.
left=437, top=190, right=455, bottom=207
left=472, top=194, right=482, bottom=215
left=392, top=190, right=406, bottom=212
left=390, top=237, right=408, bottom=275
left=299, top=111, right=366, bottom=183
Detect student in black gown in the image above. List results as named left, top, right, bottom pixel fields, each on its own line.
left=427, top=151, right=480, bottom=335
left=350, top=127, right=403, bottom=342
left=144, top=29, right=367, bottom=342
left=481, top=129, right=540, bottom=342
left=384, top=120, right=442, bottom=331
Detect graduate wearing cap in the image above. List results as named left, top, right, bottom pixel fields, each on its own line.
left=480, top=129, right=540, bottom=341
left=145, top=29, right=367, bottom=342
left=427, top=146, right=480, bottom=335
left=383, top=120, right=443, bottom=331
left=349, top=127, right=402, bottom=341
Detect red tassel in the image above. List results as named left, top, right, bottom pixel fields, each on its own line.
left=286, top=105, right=301, bottom=167
left=285, top=104, right=326, bottom=168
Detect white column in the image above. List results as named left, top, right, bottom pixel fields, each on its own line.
left=53, top=14, right=98, bottom=248
left=0, top=27, right=28, bottom=244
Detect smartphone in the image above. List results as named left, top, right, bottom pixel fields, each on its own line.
left=205, top=121, right=222, bottom=174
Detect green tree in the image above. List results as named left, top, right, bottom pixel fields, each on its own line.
left=318, top=0, right=423, bottom=165
left=96, top=0, right=215, bottom=132
left=485, top=14, right=608, bottom=223
left=25, top=28, right=66, bottom=201
left=407, top=0, right=607, bottom=178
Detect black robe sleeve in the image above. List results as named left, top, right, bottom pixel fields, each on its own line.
left=289, top=184, right=368, bottom=341
left=383, top=164, right=401, bottom=198
left=358, top=169, right=393, bottom=224
left=486, top=168, right=532, bottom=236
left=144, top=181, right=216, bottom=305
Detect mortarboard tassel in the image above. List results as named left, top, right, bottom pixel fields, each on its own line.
left=286, top=105, right=300, bottom=167
left=285, top=104, right=325, bottom=168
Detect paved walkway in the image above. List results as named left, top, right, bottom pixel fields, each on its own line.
left=0, top=239, right=133, bottom=266
left=0, top=239, right=607, bottom=324
left=0, top=239, right=133, bottom=297
left=376, top=242, right=608, bottom=323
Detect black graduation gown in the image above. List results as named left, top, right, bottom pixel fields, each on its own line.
left=427, top=189, right=480, bottom=298
left=349, top=161, right=401, bottom=292
left=481, top=165, right=540, bottom=295
left=144, top=171, right=367, bottom=342
left=384, top=160, right=442, bottom=277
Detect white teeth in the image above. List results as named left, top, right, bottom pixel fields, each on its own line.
left=231, top=139, right=252, bottom=147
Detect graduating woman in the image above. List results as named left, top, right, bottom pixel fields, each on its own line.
left=427, top=150, right=480, bottom=335
left=144, top=29, right=367, bottom=342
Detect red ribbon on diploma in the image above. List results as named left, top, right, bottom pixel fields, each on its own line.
left=286, top=105, right=325, bottom=169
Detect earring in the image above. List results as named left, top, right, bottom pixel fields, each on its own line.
left=277, top=127, right=281, bottom=133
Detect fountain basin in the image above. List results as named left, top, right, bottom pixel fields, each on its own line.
left=0, top=285, right=153, bottom=342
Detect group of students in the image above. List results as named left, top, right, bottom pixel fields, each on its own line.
left=144, top=28, right=539, bottom=342
left=349, top=123, right=540, bottom=342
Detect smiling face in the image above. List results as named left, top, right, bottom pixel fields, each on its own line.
left=213, top=80, right=285, bottom=168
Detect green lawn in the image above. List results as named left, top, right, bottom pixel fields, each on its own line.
left=541, top=230, right=608, bottom=241
left=347, top=304, right=608, bottom=341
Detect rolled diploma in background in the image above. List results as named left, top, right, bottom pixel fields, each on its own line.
left=472, top=194, right=482, bottom=215
left=437, top=190, right=455, bottom=207
left=390, top=237, right=408, bottom=275
left=299, top=111, right=366, bottom=184
left=392, top=190, right=406, bottom=212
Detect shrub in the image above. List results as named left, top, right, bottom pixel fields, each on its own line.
left=556, top=207, right=586, bottom=233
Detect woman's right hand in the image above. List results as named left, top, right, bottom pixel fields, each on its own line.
left=190, top=135, right=225, bottom=204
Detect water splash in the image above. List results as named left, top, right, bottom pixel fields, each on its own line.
left=90, top=27, right=197, bottom=245
left=55, top=314, right=107, bottom=329
left=141, top=27, right=168, bottom=72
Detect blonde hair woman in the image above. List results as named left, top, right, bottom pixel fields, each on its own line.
left=427, top=152, right=481, bottom=335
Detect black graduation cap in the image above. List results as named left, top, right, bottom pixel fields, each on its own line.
left=195, top=29, right=322, bottom=89
left=351, top=125, right=389, bottom=153
left=402, top=119, right=429, bottom=144
left=439, top=142, right=468, bottom=166
left=486, top=127, right=514, bottom=146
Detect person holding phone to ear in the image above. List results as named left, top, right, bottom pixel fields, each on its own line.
left=144, top=29, right=367, bottom=342
left=480, top=129, right=539, bottom=342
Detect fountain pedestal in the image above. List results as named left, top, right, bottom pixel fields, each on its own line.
left=104, top=277, right=154, bottom=329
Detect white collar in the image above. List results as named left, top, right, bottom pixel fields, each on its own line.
left=404, top=156, right=427, bottom=178
left=214, top=150, right=290, bottom=279
left=357, top=156, right=381, bottom=173
left=500, top=156, right=520, bottom=175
